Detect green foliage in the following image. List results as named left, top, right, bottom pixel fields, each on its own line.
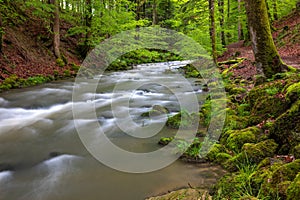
left=56, top=58, right=65, bottom=67
left=0, top=74, right=53, bottom=91
left=107, top=49, right=182, bottom=71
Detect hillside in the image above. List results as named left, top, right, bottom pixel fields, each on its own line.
left=0, top=4, right=81, bottom=85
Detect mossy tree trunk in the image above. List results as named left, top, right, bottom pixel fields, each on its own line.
left=209, top=0, right=217, bottom=64
left=244, top=0, right=288, bottom=78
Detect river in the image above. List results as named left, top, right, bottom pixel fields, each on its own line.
left=0, top=61, right=225, bottom=200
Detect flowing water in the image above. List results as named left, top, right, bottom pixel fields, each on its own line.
left=0, top=62, right=225, bottom=200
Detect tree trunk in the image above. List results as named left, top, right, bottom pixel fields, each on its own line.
left=0, top=12, right=3, bottom=54
left=244, top=0, right=288, bottom=78
left=272, top=0, right=278, bottom=20
left=227, top=0, right=230, bottom=20
left=84, top=0, right=92, bottom=55
left=152, top=0, right=158, bottom=25
left=209, top=0, right=217, bottom=64
left=50, top=0, right=61, bottom=58
left=218, top=0, right=226, bottom=47
left=237, top=0, right=244, bottom=40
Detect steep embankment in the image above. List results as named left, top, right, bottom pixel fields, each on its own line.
left=0, top=4, right=81, bottom=90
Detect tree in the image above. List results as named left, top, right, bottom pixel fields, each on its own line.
left=208, top=0, right=217, bottom=63
left=244, top=0, right=288, bottom=78
left=218, top=0, right=226, bottom=46
left=237, top=0, right=244, bottom=40
left=152, top=0, right=158, bottom=25
left=0, top=11, right=3, bottom=54
left=49, top=0, right=60, bottom=58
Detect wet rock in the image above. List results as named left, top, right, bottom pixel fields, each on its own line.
left=220, top=127, right=261, bottom=152
left=158, top=137, right=174, bottom=146
left=0, top=164, right=14, bottom=172
left=49, top=152, right=62, bottom=158
left=141, top=105, right=169, bottom=117
left=146, top=188, right=212, bottom=200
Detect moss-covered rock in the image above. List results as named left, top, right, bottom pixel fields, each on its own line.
left=224, top=139, right=278, bottom=172
left=250, top=95, right=288, bottom=124
left=242, top=139, right=278, bottom=164
left=158, top=137, right=174, bottom=146
left=141, top=105, right=169, bottom=117
left=206, top=143, right=228, bottom=161
left=248, top=80, right=286, bottom=107
left=271, top=159, right=300, bottom=184
left=285, top=81, right=300, bottom=103
left=146, top=188, right=212, bottom=200
left=287, top=172, right=300, bottom=200
left=166, top=110, right=198, bottom=129
left=225, top=127, right=261, bottom=152
left=256, top=159, right=300, bottom=199
left=269, top=100, right=300, bottom=154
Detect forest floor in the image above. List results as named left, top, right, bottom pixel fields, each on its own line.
left=217, top=10, right=300, bottom=81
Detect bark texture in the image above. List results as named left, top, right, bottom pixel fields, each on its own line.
left=244, top=0, right=287, bottom=78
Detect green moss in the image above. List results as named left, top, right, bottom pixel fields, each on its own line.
left=206, top=143, right=227, bottom=162
left=215, top=153, right=232, bottom=164
left=293, top=144, right=300, bottom=159
left=225, top=127, right=261, bottom=152
left=248, top=80, right=285, bottom=107
left=71, top=63, right=81, bottom=71
left=225, top=83, right=247, bottom=95
left=285, top=81, right=300, bottom=103
left=251, top=95, right=288, bottom=123
left=158, top=137, right=174, bottom=146
left=56, top=58, right=65, bottom=67
left=271, top=159, right=300, bottom=184
left=241, top=139, right=278, bottom=164
left=166, top=110, right=198, bottom=129
left=270, top=100, right=300, bottom=154
left=287, top=172, right=300, bottom=200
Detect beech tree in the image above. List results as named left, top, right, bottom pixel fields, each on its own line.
left=244, top=0, right=288, bottom=78
left=49, top=0, right=60, bottom=58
